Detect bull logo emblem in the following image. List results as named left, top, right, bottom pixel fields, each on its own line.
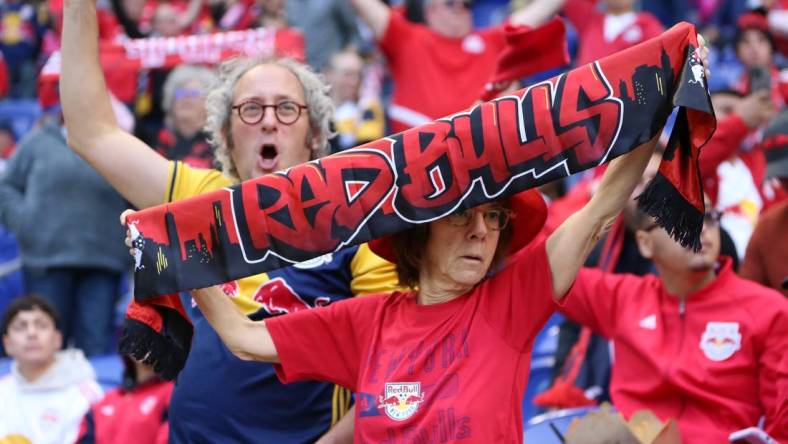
left=378, top=382, right=425, bottom=421
left=689, top=48, right=705, bottom=88
left=700, top=322, right=741, bottom=361
left=128, top=221, right=145, bottom=270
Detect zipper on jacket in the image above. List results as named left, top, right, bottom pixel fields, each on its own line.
left=673, top=299, right=688, bottom=419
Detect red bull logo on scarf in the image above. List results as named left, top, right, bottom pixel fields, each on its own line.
left=700, top=322, right=742, bottom=361
left=378, top=382, right=425, bottom=421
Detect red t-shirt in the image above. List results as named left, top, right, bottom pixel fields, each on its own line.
left=268, top=240, right=558, bottom=443
left=563, top=0, right=663, bottom=67
left=379, top=13, right=506, bottom=133
left=561, top=258, right=788, bottom=443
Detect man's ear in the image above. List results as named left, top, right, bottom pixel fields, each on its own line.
left=635, top=230, right=655, bottom=260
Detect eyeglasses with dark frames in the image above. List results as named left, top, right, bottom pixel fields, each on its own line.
left=232, top=100, right=308, bottom=126
left=446, top=207, right=513, bottom=231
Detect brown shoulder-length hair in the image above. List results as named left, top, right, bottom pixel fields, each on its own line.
left=390, top=216, right=513, bottom=289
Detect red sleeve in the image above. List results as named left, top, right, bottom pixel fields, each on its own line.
left=759, top=296, right=788, bottom=440
left=480, top=239, right=559, bottom=351
left=561, top=0, right=598, bottom=36
left=698, top=114, right=750, bottom=178
left=266, top=295, right=382, bottom=391
left=378, top=12, right=421, bottom=68
left=558, top=268, right=643, bottom=339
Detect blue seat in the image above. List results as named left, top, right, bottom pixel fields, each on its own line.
left=0, top=226, right=23, bottom=349
left=532, top=312, right=564, bottom=358
left=89, top=354, right=124, bottom=391
left=523, top=355, right=555, bottom=422
left=524, top=406, right=602, bottom=443
left=0, top=356, right=11, bottom=376
left=0, top=99, right=41, bottom=141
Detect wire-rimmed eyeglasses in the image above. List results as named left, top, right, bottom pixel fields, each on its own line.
left=446, top=207, right=514, bottom=231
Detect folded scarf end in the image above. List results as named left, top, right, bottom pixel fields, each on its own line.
left=636, top=172, right=704, bottom=252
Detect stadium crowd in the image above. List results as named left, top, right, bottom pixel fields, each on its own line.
left=0, top=0, right=786, bottom=442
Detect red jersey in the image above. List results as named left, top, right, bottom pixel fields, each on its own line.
left=563, top=0, right=663, bottom=67
left=379, top=13, right=505, bottom=133
left=561, top=258, right=788, bottom=443
left=268, top=240, right=558, bottom=443
left=77, top=380, right=173, bottom=444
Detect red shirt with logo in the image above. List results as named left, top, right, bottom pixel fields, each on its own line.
left=563, top=0, right=663, bottom=67
left=561, top=258, right=788, bottom=443
left=379, top=13, right=506, bottom=133
left=268, top=240, right=557, bottom=443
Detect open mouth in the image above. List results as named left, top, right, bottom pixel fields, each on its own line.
left=460, top=255, right=483, bottom=262
left=258, top=144, right=279, bottom=171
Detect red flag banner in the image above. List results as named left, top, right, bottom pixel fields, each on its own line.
left=38, top=27, right=304, bottom=106
left=128, top=22, right=715, bottom=301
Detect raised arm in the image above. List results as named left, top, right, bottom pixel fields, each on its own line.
left=61, top=0, right=170, bottom=209
left=191, top=286, right=280, bottom=362
left=509, top=0, right=568, bottom=28
left=546, top=136, right=658, bottom=299
left=348, top=0, right=390, bottom=40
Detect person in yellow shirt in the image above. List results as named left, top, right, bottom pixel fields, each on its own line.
left=59, top=0, right=399, bottom=442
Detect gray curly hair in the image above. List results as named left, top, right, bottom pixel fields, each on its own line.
left=204, top=56, right=335, bottom=182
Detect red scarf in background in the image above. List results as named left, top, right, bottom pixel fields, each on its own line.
left=122, top=22, right=716, bottom=379
left=37, top=27, right=304, bottom=108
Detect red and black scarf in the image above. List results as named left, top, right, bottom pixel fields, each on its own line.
left=121, top=22, right=715, bottom=379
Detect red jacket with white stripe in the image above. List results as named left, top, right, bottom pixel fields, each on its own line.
left=561, top=258, right=788, bottom=443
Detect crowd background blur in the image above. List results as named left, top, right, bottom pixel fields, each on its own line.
left=0, top=0, right=786, bottom=441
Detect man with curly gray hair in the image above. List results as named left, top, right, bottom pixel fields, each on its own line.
left=59, top=0, right=399, bottom=442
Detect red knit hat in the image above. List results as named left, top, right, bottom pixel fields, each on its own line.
left=368, top=189, right=547, bottom=263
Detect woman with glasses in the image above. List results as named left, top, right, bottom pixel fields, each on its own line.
left=185, top=133, right=669, bottom=441
left=557, top=203, right=788, bottom=443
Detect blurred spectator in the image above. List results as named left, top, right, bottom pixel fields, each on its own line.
left=700, top=88, right=778, bottom=258
left=562, top=0, right=664, bottom=67
left=324, top=49, right=384, bottom=152
left=0, top=116, right=131, bottom=356
left=221, top=0, right=359, bottom=69
left=155, top=65, right=217, bottom=169
left=733, top=12, right=785, bottom=105
left=560, top=202, right=788, bottom=443
left=141, top=0, right=212, bottom=36
left=0, top=295, right=103, bottom=444
left=350, top=0, right=565, bottom=133
left=0, top=0, right=46, bottom=98
left=76, top=356, right=173, bottom=444
left=285, top=0, right=361, bottom=70
left=111, top=0, right=150, bottom=38
left=740, top=110, right=788, bottom=297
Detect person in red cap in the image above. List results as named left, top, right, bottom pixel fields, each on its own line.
left=178, top=128, right=666, bottom=441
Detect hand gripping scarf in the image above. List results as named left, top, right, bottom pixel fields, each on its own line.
left=120, top=22, right=715, bottom=379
